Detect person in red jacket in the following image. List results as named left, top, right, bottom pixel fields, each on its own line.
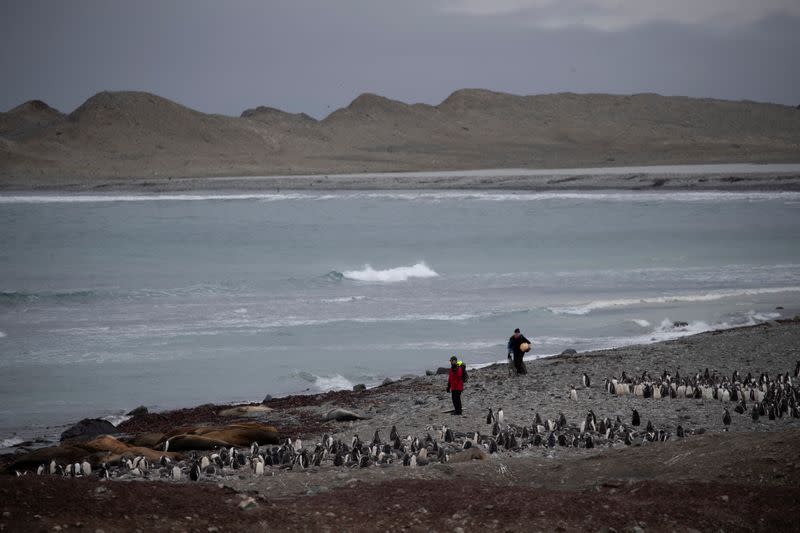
left=446, top=356, right=465, bottom=415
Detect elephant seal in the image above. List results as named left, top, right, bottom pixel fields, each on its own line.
left=322, top=408, right=369, bottom=422
left=218, top=404, right=273, bottom=417
left=80, top=435, right=181, bottom=462
left=448, top=447, right=488, bottom=463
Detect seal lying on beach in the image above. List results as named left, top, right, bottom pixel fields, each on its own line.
left=322, top=408, right=369, bottom=422
left=156, top=422, right=280, bottom=450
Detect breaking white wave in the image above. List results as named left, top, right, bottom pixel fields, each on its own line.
left=629, top=319, right=651, bottom=328
left=548, top=287, right=800, bottom=315
left=321, top=296, right=366, bottom=303
left=0, top=436, right=24, bottom=448
left=102, top=414, right=132, bottom=427
left=0, top=331, right=6, bottom=338
left=294, top=370, right=354, bottom=392
left=4, top=189, right=800, bottom=204
left=341, top=262, right=439, bottom=282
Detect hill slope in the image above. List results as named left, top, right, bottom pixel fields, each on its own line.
left=1, top=89, right=798, bottom=186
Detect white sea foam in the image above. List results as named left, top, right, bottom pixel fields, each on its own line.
left=629, top=319, right=651, bottom=328
left=548, top=286, right=800, bottom=315
left=4, top=189, right=800, bottom=204
left=0, top=331, right=6, bottom=338
left=102, top=414, right=132, bottom=427
left=321, top=296, right=366, bottom=303
left=0, top=436, right=24, bottom=448
left=312, top=374, right=355, bottom=392
left=342, top=262, right=439, bottom=282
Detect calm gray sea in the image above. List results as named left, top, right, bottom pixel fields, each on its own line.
left=1, top=189, right=799, bottom=445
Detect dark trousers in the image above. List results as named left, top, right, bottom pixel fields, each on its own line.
left=513, top=354, right=527, bottom=375
left=451, top=390, right=462, bottom=414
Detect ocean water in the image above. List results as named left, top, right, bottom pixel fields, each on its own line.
left=1, top=189, right=800, bottom=444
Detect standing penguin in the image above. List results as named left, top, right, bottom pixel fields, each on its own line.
left=486, top=408, right=495, bottom=425
left=582, top=373, right=591, bottom=388
left=631, top=409, right=641, bottom=426
left=722, top=408, right=732, bottom=431
left=497, top=408, right=504, bottom=425
left=570, top=385, right=578, bottom=401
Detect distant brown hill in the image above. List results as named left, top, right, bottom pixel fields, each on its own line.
left=1, top=89, right=799, bottom=186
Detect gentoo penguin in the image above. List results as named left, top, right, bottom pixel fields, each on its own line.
left=584, top=435, right=594, bottom=449
left=486, top=408, right=495, bottom=425
left=582, top=373, right=591, bottom=388
left=200, top=456, right=210, bottom=470
left=546, top=432, right=556, bottom=448
left=171, top=465, right=182, bottom=480
left=189, top=463, right=201, bottom=481
left=293, top=438, right=302, bottom=452
left=722, top=408, right=731, bottom=431
left=81, top=460, right=92, bottom=477
left=372, top=430, right=381, bottom=446
left=558, top=413, right=567, bottom=428
left=676, top=425, right=685, bottom=438
left=751, top=404, right=760, bottom=421
left=646, top=420, right=654, bottom=433
left=49, top=460, right=56, bottom=475
left=98, top=464, right=110, bottom=480
left=390, top=425, right=398, bottom=441
left=631, top=409, right=641, bottom=427
left=444, top=428, right=454, bottom=443
left=488, top=439, right=498, bottom=454
left=570, top=386, right=578, bottom=401
left=37, top=464, right=45, bottom=476
left=497, top=408, right=505, bottom=425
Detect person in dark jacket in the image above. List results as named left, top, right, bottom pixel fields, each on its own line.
left=507, top=328, right=531, bottom=375
left=446, top=356, right=465, bottom=415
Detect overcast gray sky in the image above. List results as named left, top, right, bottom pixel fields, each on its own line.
left=1, top=0, right=798, bottom=118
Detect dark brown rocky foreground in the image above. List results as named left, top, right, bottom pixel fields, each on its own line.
left=1, top=428, right=799, bottom=532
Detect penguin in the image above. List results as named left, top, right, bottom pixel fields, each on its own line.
left=486, top=408, right=495, bottom=425
left=200, top=456, right=210, bottom=470
left=558, top=413, right=567, bottom=429
left=584, top=435, right=594, bottom=449
left=171, top=465, right=182, bottom=480
left=546, top=432, right=556, bottom=448
left=534, top=412, right=543, bottom=426
left=631, top=409, right=641, bottom=427
left=372, top=430, right=381, bottom=446
left=444, top=428, right=454, bottom=443
left=81, top=460, right=92, bottom=477
left=293, top=438, right=302, bottom=452
left=557, top=434, right=567, bottom=447
left=189, top=463, right=201, bottom=481
left=497, top=408, right=505, bottom=425
left=722, top=408, right=732, bottom=430
left=532, top=434, right=543, bottom=447
left=488, top=439, right=498, bottom=454
left=676, top=425, right=685, bottom=438
left=37, top=464, right=45, bottom=476
left=389, top=425, right=398, bottom=441
left=98, top=464, right=110, bottom=480
left=624, top=432, right=633, bottom=446
left=646, top=420, right=654, bottom=433
left=49, top=460, right=56, bottom=475
left=582, top=373, right=591, bottom=388
left=570, top=385, right=578, bottom=401
left=751, top=404, right=760, bottom=421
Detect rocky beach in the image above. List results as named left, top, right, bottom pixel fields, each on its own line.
left=2, top=319, right=799, bottom=532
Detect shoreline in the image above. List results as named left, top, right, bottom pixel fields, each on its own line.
left=2, top=320, right=799, bottom=531
left=3, top=163, right=800, bottom=193
left=2, top=318, right=796, bottom=450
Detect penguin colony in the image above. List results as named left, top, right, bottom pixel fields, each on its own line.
left=15, top=406, right=690, bottom=481
left=12, top=360, right=799, bottom=481
left=601, top=362, right=800, bottom=427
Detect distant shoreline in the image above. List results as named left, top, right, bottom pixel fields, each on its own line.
left=3, top=163, right=800, bottom=193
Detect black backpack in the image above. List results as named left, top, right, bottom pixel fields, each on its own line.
left=461, top=364, right=469, bottom=382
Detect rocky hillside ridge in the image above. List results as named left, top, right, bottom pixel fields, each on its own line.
left=1, top=89, right=799, bottom=184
